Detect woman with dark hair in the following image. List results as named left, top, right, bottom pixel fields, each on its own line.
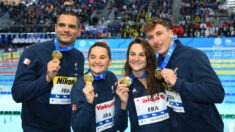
left=71, top=40, right=117, bottom=132
left=115, top=38, right=171, bottom=132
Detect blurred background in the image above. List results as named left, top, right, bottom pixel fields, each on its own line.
left=0, top=0, right=235, bottom=131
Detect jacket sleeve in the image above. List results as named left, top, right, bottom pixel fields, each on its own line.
left=71, top=80, right=95, bottom=132
left=173, top=50, right=225, bottom=103
left=114, top=94, right=128, bottom=132
left=11, top=47, right=51, bottom=103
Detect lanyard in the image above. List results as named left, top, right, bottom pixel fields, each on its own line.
left=54, top=38, right=77, bottom=51
left=157, top=42, right=177, bottom=70
left=87, top=70, right=107, bottom=80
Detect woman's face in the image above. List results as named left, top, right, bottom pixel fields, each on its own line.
left=128, top=43, right=147, bottom=75
left=88, top=46, right=112, bottom=76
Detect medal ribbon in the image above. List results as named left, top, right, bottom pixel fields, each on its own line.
left=54, top=38, right=77, bottom=51
left=157, top=42, right=177, bottom=70
left=129, top=73, right=146, bottom=79
left=127, top=73, right=146, bottom=85
left=87, top=70, right=107, bottom=80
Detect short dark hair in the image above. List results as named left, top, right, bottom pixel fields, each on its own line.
left=57, top=11, right=80, bottom=26
left=88, top=40, right=111, bottom=59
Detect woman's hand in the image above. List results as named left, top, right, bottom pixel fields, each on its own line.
left=116, top=79, right=130, bottom=110
left=83, top=82, right=95, bottom=104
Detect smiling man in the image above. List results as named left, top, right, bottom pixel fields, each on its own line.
left=144, top=17, right=225, bottom=132
left=55, top=13, right=80, bottom=47
left=11, top=11, right=84, bottom=132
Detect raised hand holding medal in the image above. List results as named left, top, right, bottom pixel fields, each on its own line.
left=120, top=70, right=132, bottom=87
left=155, top=67, right=170, bottom=89
left=117, top=70, right=130, bottom=110
left=156, top=42, right=177, bottom=89
left=83, top=73, right=95, bottom=104
left=46, top=37, right=75, bottom=83
left=46, top=50, right=62, bottom=83
left=161, top=68, right=178, bottom=88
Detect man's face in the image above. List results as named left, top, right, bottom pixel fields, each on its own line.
left=55, top=15, right=79, bottom=47
left=146, top=24, right=173, bottom=57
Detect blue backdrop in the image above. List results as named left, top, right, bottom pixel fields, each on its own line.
left=0, top=37, right=235, bottom=132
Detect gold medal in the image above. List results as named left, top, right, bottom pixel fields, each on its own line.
left=162, top=82, right=176, bottom=92
left=155, top=69, right=163, bottom=80
left=84, top=74, right=94, bottom=83
left=52, top=50, right=62, bottom=60
left=120, top=76, right=131, bottom=87
left=162, top=82, right=171, bottom=89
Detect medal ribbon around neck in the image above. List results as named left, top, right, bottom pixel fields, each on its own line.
left=87, top=70, right=107, bottom=80
left=54, top=38, right=78, bottom=51
left=129, top=73, right=146, bottom=79
left=127, top=73, right=146, bottom=85
left=157, top=42, right=177, bottom=70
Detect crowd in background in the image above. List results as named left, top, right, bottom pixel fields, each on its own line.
left=0, top=0, right=106, bottom=32
left=0, top=0, right=234, bottom=48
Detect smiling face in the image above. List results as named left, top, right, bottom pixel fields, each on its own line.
left=55, top=14, right=79, bottom=48
left=88, top=46, right=112, bottom=76
left=146, top=24, right=174, bottom=57
left=128, top=43, right=147, bottom=76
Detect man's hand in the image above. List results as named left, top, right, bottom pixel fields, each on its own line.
left=161, top=68, right=177, bottom=86
left=46, top=59, right=61, bottom=83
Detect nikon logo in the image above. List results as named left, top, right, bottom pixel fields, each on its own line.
left=57, top=78, right=75, bottom=85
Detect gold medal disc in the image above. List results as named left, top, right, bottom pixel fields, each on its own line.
left=155, top=69, right=163, bottom=80
left=84, top=74, right=94, bottom=83
left=120, top=76, right=131, bottom=87
left=52, top=50, right=62, bottom=60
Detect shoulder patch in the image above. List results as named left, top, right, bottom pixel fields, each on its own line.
left=23, top=58, right=31, bottom=65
